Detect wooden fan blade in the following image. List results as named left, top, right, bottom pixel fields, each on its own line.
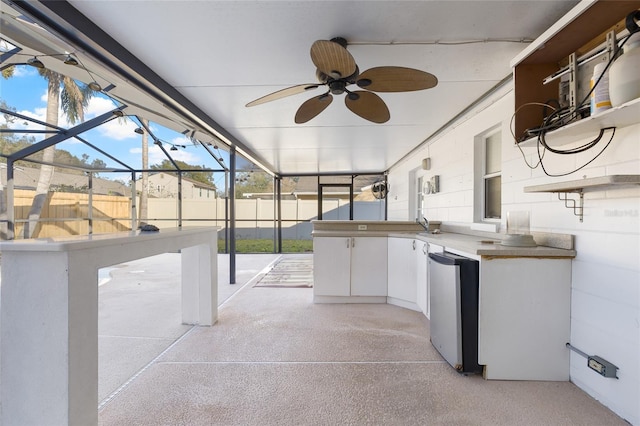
left=295, top=93, right=334, bottom=123
left=310, top=40, right=357, bottom=79
left=356, top=66, right=438, bottom=92
left=344, top=91, right=390, bottom=123
left=246, top=84, right=320, bottom=107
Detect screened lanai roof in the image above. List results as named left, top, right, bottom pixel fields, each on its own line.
left=1, top=0, right=582, bottom=177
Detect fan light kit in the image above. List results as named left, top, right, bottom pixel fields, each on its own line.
left=246, top=37, right=438, bottom=123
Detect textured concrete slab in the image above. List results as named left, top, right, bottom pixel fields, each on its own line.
left=99, top=362, right=625, bottom=426
left=162, top=287, right=439, bottom=363
left=98, top=335, right=176, bottom=402
left=12, top=250, right=614, bottom=425
left=98, top=253, right=281, bottom=405
left=98, top=280, right=626, bottom=425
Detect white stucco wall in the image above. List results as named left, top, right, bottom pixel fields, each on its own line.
left=388, top=85, right=640, bottom=425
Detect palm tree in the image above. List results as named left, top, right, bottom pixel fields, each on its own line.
left=138, top=118, right=149, bottom=223
left=23, top=68, right=94, bottom=238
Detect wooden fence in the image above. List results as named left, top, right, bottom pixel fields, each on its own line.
left=3, top=191, right=384, bottom=240
left=11, top=190, right=131, bottom=238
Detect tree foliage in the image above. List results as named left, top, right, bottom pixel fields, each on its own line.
left=2, top=101, right=110, bottom=174
left=151, top=159, right=215, bottom=187
left=232, top=172, right=301, bottom=198
left=234, top=171, right=272, bottom=198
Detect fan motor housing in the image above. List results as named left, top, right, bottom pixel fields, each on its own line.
left=329, top=80, right=347, bottom=94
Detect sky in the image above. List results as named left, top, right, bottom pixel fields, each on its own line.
left=1, top=64, right=241, bottom=188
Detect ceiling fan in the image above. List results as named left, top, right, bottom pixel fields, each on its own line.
left=245, top=37, right=438, bottom=124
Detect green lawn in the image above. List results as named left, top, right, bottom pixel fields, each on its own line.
left=218, top=239, right=313, bottom=253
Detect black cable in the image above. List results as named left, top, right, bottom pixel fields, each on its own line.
left=513, top=10, right=638, bottom=176
left=537, top=31, right=633, bottom=151
left=538, top=127, right=616, bottom=177
left=528, top=24, right=636, bottom=175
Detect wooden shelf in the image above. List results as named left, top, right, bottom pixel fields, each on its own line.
left=511, top=0, right=640, bottom=140
left=524, top=175, right=640, bottom=193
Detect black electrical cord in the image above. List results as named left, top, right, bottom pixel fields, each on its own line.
left=513, top=10, right=638, bottom=176
left=537, top=30, right=634, bottom=153
left=537, top=127, right=616, bottom=177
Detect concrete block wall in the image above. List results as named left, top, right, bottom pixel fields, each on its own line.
left=387, top=85, right=640, bottom=425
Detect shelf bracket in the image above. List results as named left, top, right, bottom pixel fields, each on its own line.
left=557, top=191, right=584, bottom=222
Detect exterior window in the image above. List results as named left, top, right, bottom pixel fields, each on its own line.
left=483, top=132, right=501, bottom=219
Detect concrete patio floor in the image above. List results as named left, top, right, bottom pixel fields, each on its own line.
left=95, top=253, right=626, bottom=426
left=97, top=252, right=281, bottom=405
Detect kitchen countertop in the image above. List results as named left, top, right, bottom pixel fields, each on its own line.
left=410, top=232, right=575, bottom=258
left=311, top=221, right=575, bottom=258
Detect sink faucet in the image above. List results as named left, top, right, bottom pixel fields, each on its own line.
left=417, top=217, right=429, bottom=231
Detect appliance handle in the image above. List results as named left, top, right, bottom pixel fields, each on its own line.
left=428, top=252, right=464, bottom=265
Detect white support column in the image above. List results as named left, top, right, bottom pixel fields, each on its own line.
left=1, top=251, right=99, bottom=426
left=181, top=238, right=218, bottom=326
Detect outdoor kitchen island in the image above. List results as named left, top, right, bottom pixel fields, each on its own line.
left=0, top=227, right=218, bottom=426
left=312, top=220, right=576, bottom=381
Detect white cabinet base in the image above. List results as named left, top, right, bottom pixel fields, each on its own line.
left=387, top=296, right=421, bottom=312
left=313, top=236, right=387, bottom=299
left=314, top=295, right=387, bottom=304
left=478, top=257, right=571, bottom=381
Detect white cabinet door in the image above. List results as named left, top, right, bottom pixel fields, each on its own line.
left=313, top=237, right=351, bottom=296
left=415, top=240, right=428, bottom=316
left=478, top=257, right=571, bottom=380
left=351, top=237, right=387, bottom=296
left=387, top=237, right=417, bottom=303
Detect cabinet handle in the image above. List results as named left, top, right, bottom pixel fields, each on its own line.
left=351, top=237, right=355, bottom=248
left=346, top=238, right=350, bottom=248
left=422, top=243, right=427, bottom=254
left=412, top=240, right=416, bottom=250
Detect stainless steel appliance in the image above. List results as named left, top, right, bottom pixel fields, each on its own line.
left=428, top=251, right=481, bottom=374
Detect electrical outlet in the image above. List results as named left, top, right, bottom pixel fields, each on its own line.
left=430, top=175, right=440, bottom=193
left=588, top=356, right=618, bottom=378
left=358, top=224, right=367, bottom=231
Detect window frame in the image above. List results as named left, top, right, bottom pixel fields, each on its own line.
left=482, top=130, right=502, bottom=220
left=473, top=125, right=502, bottom=223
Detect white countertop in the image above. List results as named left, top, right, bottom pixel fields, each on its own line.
left=312, top=229, right=575, bottom=258
left=0, top=227, right=218, bottom=252
left=409, top=232, right=574, bottom=257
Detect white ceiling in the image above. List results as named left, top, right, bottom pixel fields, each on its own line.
left=1, top=0, right=580, bottom=175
